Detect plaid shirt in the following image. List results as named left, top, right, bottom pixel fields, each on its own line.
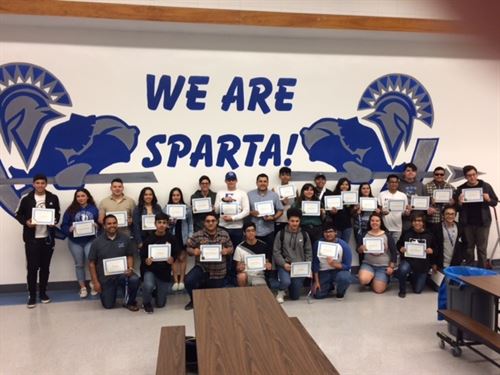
left=424, top=180, right=456, bottom=223
left=187, top=228, right=233, bottom=279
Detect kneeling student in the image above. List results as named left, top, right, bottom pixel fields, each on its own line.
left=234, top=222, right=272, bottom=287
left=312, top=223, right=352, bottom=300
left=140, top=212, right=180, bottom=313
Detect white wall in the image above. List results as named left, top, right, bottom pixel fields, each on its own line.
left=0, top=15, right=499, bottom=285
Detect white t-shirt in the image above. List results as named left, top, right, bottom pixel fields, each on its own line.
left=378, top=190, right=407, bottom=232
left=215, top=189, right=249, bottom=229
left=34, top=194, right=48, bottom=238
left=233, top=244, right=265, bottom=278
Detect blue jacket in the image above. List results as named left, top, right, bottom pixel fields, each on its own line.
left=61, top=204, right=99, bottom=244
left=132, top=204, right=163, bottom=245
left=312, top=237, right=352, bottom=273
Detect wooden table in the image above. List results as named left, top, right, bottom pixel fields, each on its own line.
left=193, top=286, right=339, bottom=375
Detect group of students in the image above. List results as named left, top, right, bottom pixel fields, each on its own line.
left=15, top=163, right=498, bottom=310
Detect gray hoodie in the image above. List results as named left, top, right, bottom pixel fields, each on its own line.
left=273, top=226, right=312, bottom=267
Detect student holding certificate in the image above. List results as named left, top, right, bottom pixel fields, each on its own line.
left=273, top=167, right=297, bottom=234
left=398, top=163, right=425, bottom=232
left=88, top=214, right=140, bottom=311
left=165, top=188, right=193, bottom=292
left=327, top=178, right=354, bottom=244
left=454, top=165, right=498, bottom=268
left=353, top=183, right=380, bottom=262
left=15, top=174, right=61, bottom=308
left=424, top=166, right=455, bottom=231
left=140, top=212, right=180, bottom=313
left=132, top=187, right=162, bottom=250
left=184, top=212, right=233, bottom=310
left=61, top=188, right=99, bottom=298
left=311, top=222, right=352, bottom=300
left=357, top=213, right=397, bottom=294
left=395, top=213, right=438, bottom=298
left=378, top=174, right=410, bottom=245
left=293, top=183, right=323, bottom=245
left=98, top=178, right=136, bottom=237
left=273, top=208, right=312, bottom=303
left=234, top=222, right=272, bottom=287
left=190, top=175, right=217, bottom=232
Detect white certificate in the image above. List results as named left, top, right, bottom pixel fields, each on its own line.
left=221, top=202, right=239, bottom=216
left=433, top=189, right=452, bottom=203
left=463, top=188, right=483, bottom=203
left=148, top=243, right=171, bottom=261
left=278, top=184, right=296, bottom=199
left=245, top=254, right=266, bottom=271
left=31, top=208, right=55, bottom=225
left=360, top=197, right=377, bottom=211
left=363, top=237, right=384, bottom=254
left=430, top=269, right=445, bottom=286
left=200, top=244, right=222, bottom=262
left=302, top=201, right=321, bottom=216
left=103, top=256, right=127, bottom=276
left=387, top=200, right=406, bottom=212
left=166, top=204, right=186, bottom=219
left=411, top=196, right=430, bottom=210
left=290, top=262, right=312, bottom=278
left=342, top=191, right=358, bottom=205
left=73, top=220, right=96, bottom=238
left=141, top=215, right=156, bottom=230
left=405, top=241, right=426, bottom=259
left=192, top=198, right=212, bottom=213
left=106, top=211, right=128, bottom=227
left=324, top=195, right=342, bottom=210
left=255, top=200, right=275, bottom=217
left=317, top=241, right=341, bottom=260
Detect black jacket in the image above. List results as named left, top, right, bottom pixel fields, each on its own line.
left=15, top=190, right=61, bottom=246
left=432, top=222, right=467, bottom=269
left=397, top=228, right=437, bottom=273
left=455, top=180, right=498, bottom=226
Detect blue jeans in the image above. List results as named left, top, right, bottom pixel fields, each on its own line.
left=100, top=273, right=140, bottom=309
left=185, top=265, right=225, bottom=303
left=224, top=228, right=243, bottom=286
left=314, top=269, right=352, bottom=299
left=142, top=271, right=169, bottom=307
left=277, top=266, right=305, bottom=300
left=67, top=240, right=92, bottom=282
left=396, top=261, right=427, bottom=294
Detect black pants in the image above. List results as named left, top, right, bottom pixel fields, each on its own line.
left=25, top=238, right=54, bottom=296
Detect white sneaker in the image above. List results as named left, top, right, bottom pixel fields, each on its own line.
left=89, top=281, right=98, bottom=296
left=276, top=290, right=285, bottom=304
left=79, top=287, right=88, bottom=298
left=172, top=283, right=179, bottom=291
left=177, top=282, right=185, bottom=291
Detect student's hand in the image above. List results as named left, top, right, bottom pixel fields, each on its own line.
left=69, top=225, right=74, bottom=233
left=400, top=247, right=406, bottom=254
left=386, top=266, right=394, bottom=276
left=431, top=264, right=438, bottom=272
left=427, top=207, right=437, bottom=215
left=93, top=281, right=102, bottom=293
left=484, top=193, right=491, bottom=202
left=264, top=215, right=275, bottom=222
left=426, top=247, right=433, bottom=255
left=237, top=263, right=246, bottom=272
left=312, top=281, right=321, bottom=295
left=167, top=256, right=174, bottom=265
left=282, top=197, right=289, bottom=205
left=127, top=217, right=133, bottom=225
left=375, top=208, right=381, bottom=215
left=265, top=262, right=272, bottom=271
left=382, top=209, right=389, bottom=215
left=330, top=207, right=338, bottom=214
left=404, top=205, right=411, bottom=216
left=193, top=248, right=201, bottom=257
left=250, top=210, right=259, bottom=217
left=284, top=263, right=292, bottom=272
left=358, top=245, right=366, bottom=254
left=125, top=267, right=134, bottom=277
left=26, top=219, right=36, bottom=228
left=222, top=215, right=233, bottom=222
left=145, top=257, right=153, bottom=266
left=221, top=247, right=231, bottom=256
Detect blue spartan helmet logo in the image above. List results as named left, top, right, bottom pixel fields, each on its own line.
left=300, top=73, right=435, bottom=182
left=0, top=62, right=140, bottom=218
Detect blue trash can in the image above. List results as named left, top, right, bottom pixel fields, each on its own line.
left=442, top=266, right=496, bottom=339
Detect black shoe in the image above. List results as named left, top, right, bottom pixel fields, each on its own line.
left=398, top=291, right=406, bottom=298
left=27, top=296, right=36, bottom=309
left=40, top=293, right=51, bottom=303
left=184, top=301, right=194, bottom=311
left=143, top=303, right=154, bottom=314
left=124, top=302, right=140, bottom=312
left=336, top=293, right=345, bottom=300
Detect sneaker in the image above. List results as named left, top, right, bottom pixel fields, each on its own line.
left=177, top=282, right=185, bottom=291
left=40, top=293, right=51, bottom=303
left=398, top=291, right=406, bottom=298
left=336, top=293, right=345, bottom=300
left=79, top=287, right=88, bottom=298
left=89, top=281, right=98, bottom=296
left=184, top=301, right=194, bottom=311
left=143, top=303, right=154, bottom=314
left=27, top=296, right=36, bottom=309
left=276, top=290, right=285, bottom=304
left=172, top=283, right=179, bottom=292
left=124, top=302, right=140, bottom=312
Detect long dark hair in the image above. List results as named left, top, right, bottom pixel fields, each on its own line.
left=66, top=188, right=96, bottom=216
left=298, top=183, right=318, bottom=204
left=358, top=182, right=374, bottom=198
left=332, top=177, right=351, bottom=195
left=168, top=187, right=185, bottom=205
left=137, top=187, right=158, bottom=210
left=367, top=212, right=388, bottom=232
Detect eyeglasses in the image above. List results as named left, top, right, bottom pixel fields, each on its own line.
left=465, top=173, right=477, bottom=178
left=205, top=219, right=217, bottom=223
left=434, top=173, right=445, bottom=176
